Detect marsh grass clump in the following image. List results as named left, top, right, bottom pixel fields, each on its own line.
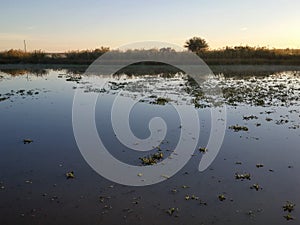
left=250, top=184, right=262, bottom=191
left=66, top=75, right=82, bottom=82
left=243, top=115, right=258, bottom=120
left=185, top=194, right=199, bottom=201
left=256, top=163, right=264, bottom=168
left=152, top=97, right=170, bottom=105
left=166, top=207, right=179, bottom=216
left=229, top=125, right=249, bottom=132
left=0, top=97, right=8, bottom=102
left=218, top=194, right=226, bottom=201
left=140, top=152, right=164, bottom=165
left=283, top=201, right=295, bottom=212
left=65, top=171, right=75, bottom=179
left=23, top=139, right=33, bottom=144
left=109, top=81, right=128, bottom=90
left=235, top=173, right=251, bottom=180
left=199, top=147, right=207, bottom=153
left=284, top=214, right=295, bottom=221
left=255, top=99, right=265, bottom=106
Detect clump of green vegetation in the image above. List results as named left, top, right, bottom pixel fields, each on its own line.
left=166, top=207, right=179, bottom=216
left=66, top=171, right=75, bottom=179
left=185, top=194, right=199, bottom=201
left=275, top=119, right=289, bottom=125
left=284, top=214, right=295, bottom=221
left=218, top=194, right=226, bottom=201
left=108, top=81, right=128, bottom=90
left=250, top=184, right=262, bottom=191
left=199, top=147, right=207, bottom=153
left=152, top=97, right=170, bottom=105
left=283, top=201, right=295, bottom=212
left=139, top=152, right=164, bottom=165
left=229, top=125, right=249, bottom=132
left=256, top=164, right=264, bottom=168
left=137, top=173, right=143, bottom=177
left=235, top=173, right=251, bottom=180
left=0, top=97, right=8, bottom=102
left=66, top=75, right=82, bottom=82
left=255, top=99, right=265, bottom=106
left=243, top=115, right=258, bottom=120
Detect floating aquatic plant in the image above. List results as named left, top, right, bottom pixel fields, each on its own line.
left=218, top=194, right=226, bottom=201
left=66, top=171, right=75, bottom=179
left=284, top=214, right=295, bottom=221
left=139, top=152, right=164, bottom=165
left=23, top=139, right=33, bottom=144
left=199, top=147, right=207, bottom=153
left=166, top=207, right=179, bottom=216
left=283, top=201, right=295, bottom=212
left=250, top=184, right=262, bottom=191
left=229, top=125, right=249, bottom=132
left=235, top=173, right=251, bottom=180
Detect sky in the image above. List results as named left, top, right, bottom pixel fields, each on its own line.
left=0, top=0, right=300, bottom=52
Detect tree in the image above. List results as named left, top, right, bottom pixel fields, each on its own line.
left=184, top=37, right=209, bottom=53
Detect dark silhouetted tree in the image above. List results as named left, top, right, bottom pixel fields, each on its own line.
left=184, top=37, right=209, bottom=53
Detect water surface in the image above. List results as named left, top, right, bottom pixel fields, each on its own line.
left=0, top=67, right=299, bottom=225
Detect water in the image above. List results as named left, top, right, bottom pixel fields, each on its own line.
left=0, top=67, right=299, bottom=225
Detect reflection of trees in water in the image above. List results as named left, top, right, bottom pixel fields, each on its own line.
left=210, top=65, right=300, bottom=78
left=0, top=63, right=183, bottom=76
left=0, top=69, right=48, bottom=76
left=0, top=67, right=90, bottom=76
left=1, top=64, right=300, bottom=77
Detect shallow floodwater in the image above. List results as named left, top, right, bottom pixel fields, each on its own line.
left=0, top=68, right=300, bottom=225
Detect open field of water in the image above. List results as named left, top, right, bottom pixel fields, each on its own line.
left=0, top=65, right=300, bottom=225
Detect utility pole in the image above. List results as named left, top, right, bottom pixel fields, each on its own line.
left=24, top=40, right=27, bottom=53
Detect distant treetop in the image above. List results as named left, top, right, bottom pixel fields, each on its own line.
left=184, top=37, right=209, bottom=53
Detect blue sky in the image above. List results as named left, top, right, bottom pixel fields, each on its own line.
left=0, top=0, right=299, bottom=51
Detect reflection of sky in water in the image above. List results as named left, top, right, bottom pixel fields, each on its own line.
left=0, top=69, right=299, bottom=225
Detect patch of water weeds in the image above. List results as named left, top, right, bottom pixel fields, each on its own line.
left=65, top=74, right=82, bottom=82
left=166, top=207, right=179, bottom=217
left=283, top=201, right=295, bottom=212
left=139, top=152, right=164, bottom=165
left=235, top=173, right=251, bottom=180
left=151, top=97, right=170, bottom=105
left=218, top=194, right=226, bottom=201
left=243, top=115, right=258, bottom=120
left=250, top=184, right=262, bottom=191
left=23, top=139, right=33, bottom=144
left=65, top=171, right=75, bottom=179
left=0, top=88, right=47, bottom=103
left=0, top=96, right=8, bottom=102
left=199, top=147, right=208, bottom=153
left=229, top=125, right=249, bottom=132
left=75, top=71, right=300, bottom=110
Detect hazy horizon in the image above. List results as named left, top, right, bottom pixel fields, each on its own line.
left=1, top=0, right=300, bottom=52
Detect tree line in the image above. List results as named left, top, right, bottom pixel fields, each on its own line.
left=1, top=37, right=300, bottom=65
